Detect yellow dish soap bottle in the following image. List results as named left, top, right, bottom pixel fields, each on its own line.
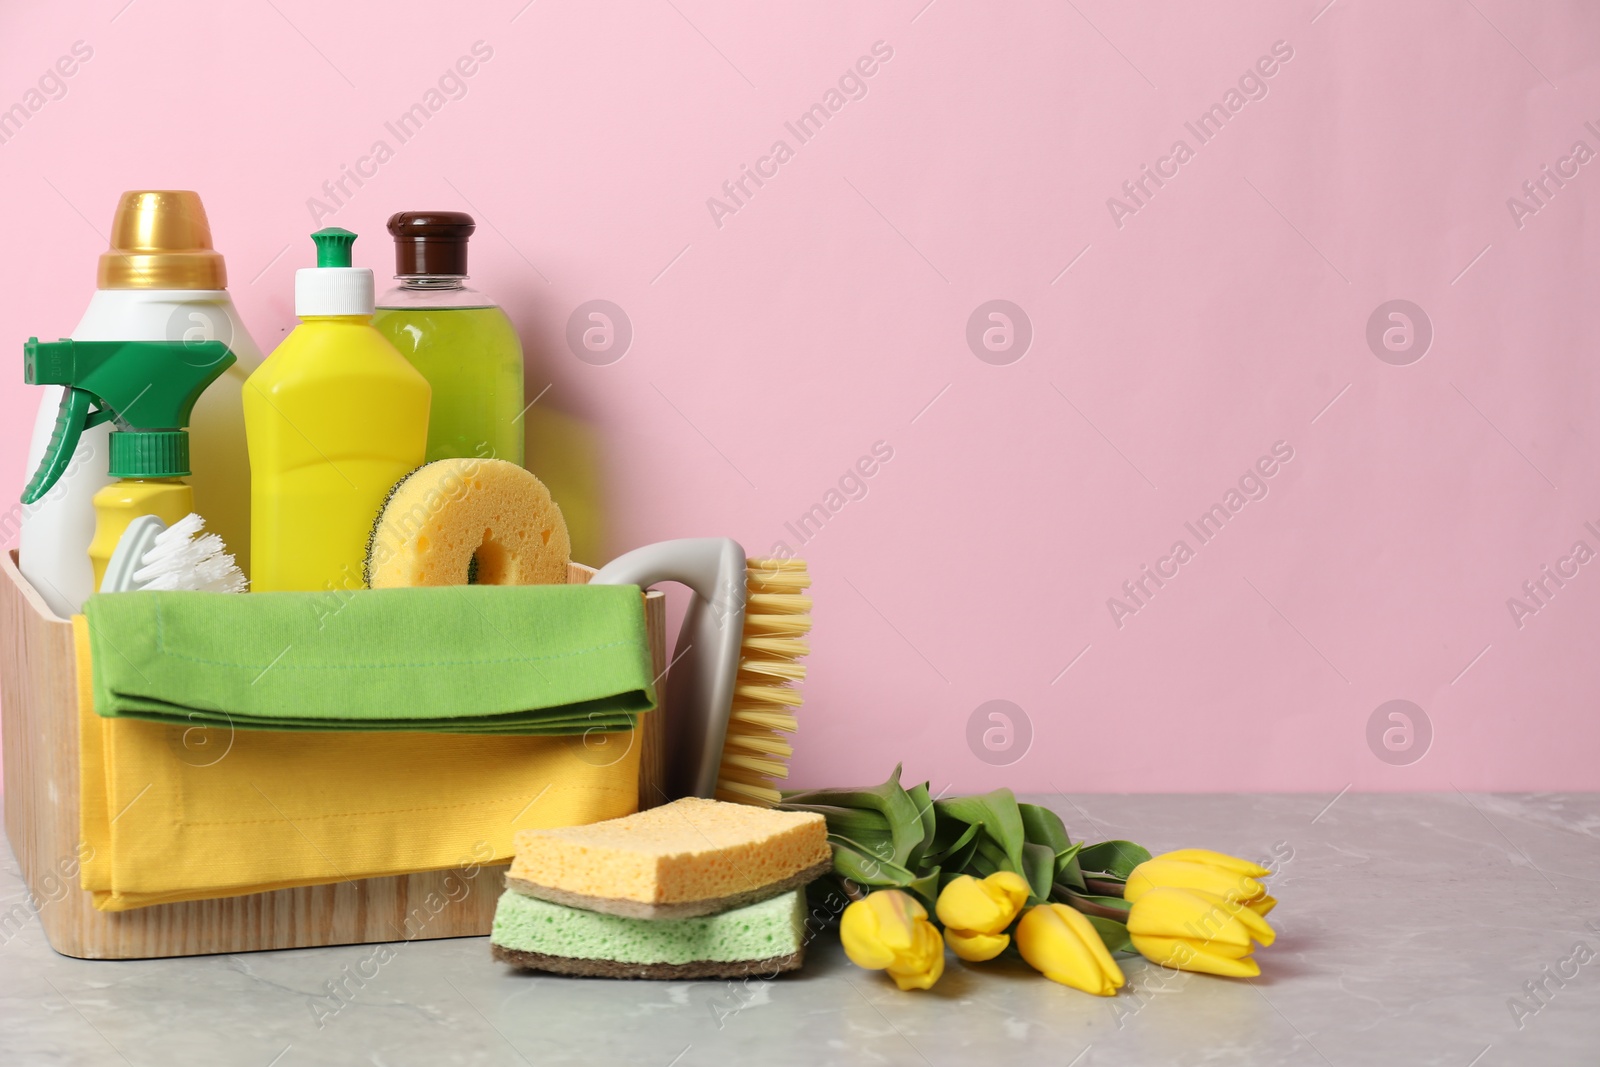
left=20, top=337, right=237, bottom=593
left=244, top=228, right=430, bottom=594
left=374, top=212, right=524, bottom=465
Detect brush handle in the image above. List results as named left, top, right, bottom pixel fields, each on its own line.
left=591, top=538, right=747, bottom=800
left=98, top=514, right=169, bottom=594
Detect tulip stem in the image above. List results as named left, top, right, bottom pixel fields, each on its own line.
left=1058, top=888, right=1129, bottom=921
left=1083, top=878, right=1126, bottom=898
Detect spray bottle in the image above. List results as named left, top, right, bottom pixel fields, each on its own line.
left=21, top=338, right=236, bottom=594
left=18, top=191, right=261, bottom=616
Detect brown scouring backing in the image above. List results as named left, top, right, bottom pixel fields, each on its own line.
left=491, top=943, right=805, bottom=980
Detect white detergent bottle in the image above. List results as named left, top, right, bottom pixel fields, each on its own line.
left=19, top=191, right=261, bottom=617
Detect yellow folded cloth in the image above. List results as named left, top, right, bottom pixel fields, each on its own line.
left=74, top=616, right=641, bottom=912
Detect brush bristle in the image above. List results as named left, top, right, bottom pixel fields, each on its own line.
left=744, top=613, right=813, bottom=636
left=738, top=658, right=806, bottom=682
left=135, top=513, right=247, bottom=593
left=730, top=709, right=798, bottom=732
left=742, top=636, right=809, bottom=659
left=716, top=558, right=809, bottom=806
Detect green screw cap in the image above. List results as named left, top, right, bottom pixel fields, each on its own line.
left=109, top=430, right=190, bottom=479
left=311, top=227, right=357, bottom=268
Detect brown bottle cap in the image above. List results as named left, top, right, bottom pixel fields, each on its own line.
left=98, top=191, right=227, bottom=290
left=387, top=211, right=475, bottom=277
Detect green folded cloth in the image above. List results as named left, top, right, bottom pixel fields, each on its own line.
left=83, top=584, right=655, bottom=735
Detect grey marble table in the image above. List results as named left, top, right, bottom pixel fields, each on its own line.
left=3, top=792, right=1598, bottom=1066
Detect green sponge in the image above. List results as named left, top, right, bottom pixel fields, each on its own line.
left=490, top=888, right=807, bottom=979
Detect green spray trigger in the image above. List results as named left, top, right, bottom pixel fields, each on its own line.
left=21, top=337, right=235, bottom=505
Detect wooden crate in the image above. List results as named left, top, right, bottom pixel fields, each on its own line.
left=0, top=552, right=666, bottom=959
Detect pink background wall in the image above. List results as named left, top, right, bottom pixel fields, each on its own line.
left=1, top=0, right=1595, bottom=794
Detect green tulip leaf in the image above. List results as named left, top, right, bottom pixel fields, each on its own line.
left=1018, top=805, right=1087, bottom=882
left=1019, top=803, right=1072, bottom=854
left=1055, top=842, right=1084, bottom=875
left=827, top=836, right=919, bottom=888
left=907, top=781, right=938, bottom=840
left=781, top=765, right=926, bottom=868
left=1056, top=851, right=1087, bottom=892
left=1084, top=914, right=1135, bottom=956
left=929, top=803, right=971, bottom=843
left=802, top=804, right=895, bottom=854
left=1021, top=841, right=1057, bottom=902
left=936, top=790, right=1026, bottom=872
left=1077, top=840, right=1152, bottom=879
left=966, top=847, right=1001, bottom=879
left=904, top=782, right=938, bottom=869
left=902, top=870, right=942, bottom=913
left=971, top=834, right=1012, bottom=877
left=923, top=819, right=981, bottom=872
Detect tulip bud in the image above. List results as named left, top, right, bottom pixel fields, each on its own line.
left=841, top=890, right=946, bottom=991
left=1157, top=849, right=1271, bottom=877
left=1126, top=887, right=1276, bottom=978
left=936, top=872, right=1030, bottom=962
left=1124, top=849, right=1273, bottom=916
left=1015, top=903, right=1126, bottom=996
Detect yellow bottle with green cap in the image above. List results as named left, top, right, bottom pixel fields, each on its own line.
left=243, top=228, right=431, bottom=594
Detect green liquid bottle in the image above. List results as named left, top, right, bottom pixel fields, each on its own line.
left=374, top=212, right=525, bottom=465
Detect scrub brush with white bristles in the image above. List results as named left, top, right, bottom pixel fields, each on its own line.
left=591, top=539, right=811, bottom=806
left=100, top=513, right=248, bottom=594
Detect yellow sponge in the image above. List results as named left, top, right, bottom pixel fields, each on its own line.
left=507, top=797, right=832, bottom=918
left=365, top=457, right=570, bottom=588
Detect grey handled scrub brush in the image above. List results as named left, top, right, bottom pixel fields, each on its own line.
left=592, top=538, right=810, bottom=804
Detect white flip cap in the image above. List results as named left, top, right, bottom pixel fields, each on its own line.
left=295, top=267, right=374, bottom=317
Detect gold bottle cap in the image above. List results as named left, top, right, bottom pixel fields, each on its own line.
left=97, top=190, right=228, bottom=290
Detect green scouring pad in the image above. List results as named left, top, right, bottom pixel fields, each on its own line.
left=490, top=887, right=808, bottom=979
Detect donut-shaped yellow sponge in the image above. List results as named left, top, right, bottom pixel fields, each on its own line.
left=365, top=458, right=571, bottom=588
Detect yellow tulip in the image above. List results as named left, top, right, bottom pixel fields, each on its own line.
left=935, top=872, right=1030, bottom=962
left=1156, top=848, right=1271, bottom=876
left=1124, top=849, right=1273, bottom=915
left=840, top=890, right=946, bottom=990
left=1015, top=903, right=1126, bottom=996
left=1126, top=887, right=1276, bottom=978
